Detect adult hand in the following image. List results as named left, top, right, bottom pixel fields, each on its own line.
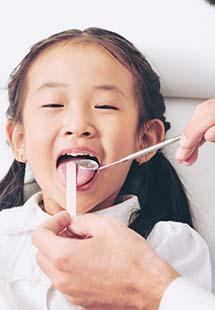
left=32, top=212, right=178, bottom=309
left=175, top=99, right=215, bottom=165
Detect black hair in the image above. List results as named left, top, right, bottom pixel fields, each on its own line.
left=0, top=27, right=193, bottom=237
left=206, top=0, right=215, bottom=4
left=124, top=155, right=192, bottom=237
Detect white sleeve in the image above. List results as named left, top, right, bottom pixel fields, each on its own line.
left=159, top=277, right=215, bottom=310
left=147, top=221, right=212, bottom=291
left=0, top=276, right=18, bottom=310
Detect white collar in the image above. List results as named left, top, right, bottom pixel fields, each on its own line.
left=93, top=194, right=140, bottom=225
left=0, top=192, right=140, bottom=234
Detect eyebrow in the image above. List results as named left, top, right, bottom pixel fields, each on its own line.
left=94, top=84, right=127, bottom=98
left=36, top=82, right=69, bottom=92
left=36, top=82, right=127, bottom=98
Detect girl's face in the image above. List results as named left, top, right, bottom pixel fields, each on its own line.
left=15, top=43, right=143, bottom=214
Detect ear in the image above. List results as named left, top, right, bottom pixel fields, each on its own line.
left=6, top=120, right=27, bottom=163
left=136, top=119, right=165, bottom=164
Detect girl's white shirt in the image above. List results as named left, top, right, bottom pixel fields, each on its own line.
left=0, top=192, right=212, bottom=310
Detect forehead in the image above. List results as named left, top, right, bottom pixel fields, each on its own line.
left=26, top=42, right=135, bottom=97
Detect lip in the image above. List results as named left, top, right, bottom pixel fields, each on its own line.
left=56, top=146, right=101, bottom=167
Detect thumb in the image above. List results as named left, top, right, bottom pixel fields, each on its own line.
left=180, top=99, right=215, bottom=149
left=31, top=211, right=72, bottom=252
left=204, top=125, right=215, bottom=142
left=69, top=213, right=106, bottom=237
left=39, top=211, right=72, bottom=234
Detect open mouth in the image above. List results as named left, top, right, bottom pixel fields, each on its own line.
left=56, top=153, right=100, bottom=188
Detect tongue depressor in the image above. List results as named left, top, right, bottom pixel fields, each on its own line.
left=66, top=161, right=77, bottom=218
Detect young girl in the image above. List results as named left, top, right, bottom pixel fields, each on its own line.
left=0, top=28, right=212, bottom=309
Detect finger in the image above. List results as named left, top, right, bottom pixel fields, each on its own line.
left=178, top=147, right=199, bottom=166
left=180, top=99, right=215, bottom=149
left=36, top=251, right=57, bottom=277
left=198, top=136, right=206, bottom=147
left=176, top=136, right=204, bottom=162
left=204, top=125, right=215, bottom=142
left=39, top=211, right=72, bottom=234
left=36, top=252, right=69, bottom=293
left=59, top=227, right=79, bottom=238
left=31, top=227, right=67, bottom=260
left=175, top=144, right=196, bottom=162
left=31, top=212, right=72, bottom=258
left=69, top=213, right=106, bottom=237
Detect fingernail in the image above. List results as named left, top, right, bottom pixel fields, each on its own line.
left=179, top=134, right=187, bottom=146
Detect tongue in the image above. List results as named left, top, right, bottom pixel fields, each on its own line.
left=57, top=159, right=96, bottom=187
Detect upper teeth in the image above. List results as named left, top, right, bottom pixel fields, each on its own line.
left=64, top=152, right=96, bottom=158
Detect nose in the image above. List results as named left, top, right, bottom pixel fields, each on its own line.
left=65, top=124, right=96, bottom=138
left=61, top=109, right=96, bottom=139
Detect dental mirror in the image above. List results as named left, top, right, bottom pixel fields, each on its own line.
left=77, top=158, right=99, bottom=170
left=77, top=135, right=181, bottom=172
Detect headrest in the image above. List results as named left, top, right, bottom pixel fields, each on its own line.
left=1, top=0, right=215, bottom=98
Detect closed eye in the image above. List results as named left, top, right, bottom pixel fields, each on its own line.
left=95, top=105, right=118, bottom=110
left=42, top=104, right=64, bottom=108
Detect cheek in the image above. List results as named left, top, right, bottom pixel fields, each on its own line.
left=23, top=118, right=54, bottom=162
left=23, top=122, right=55, bottom=191
left=103, top=119, right=138, bottom=157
